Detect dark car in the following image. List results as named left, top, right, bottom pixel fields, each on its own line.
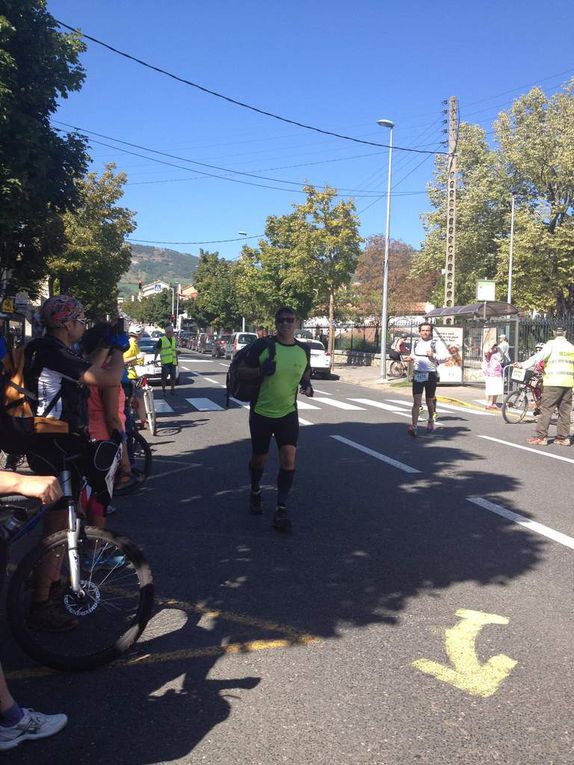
left=212, top=334, right=232, bottom=358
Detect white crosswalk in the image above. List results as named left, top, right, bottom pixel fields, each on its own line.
left=186, top=398, right=224, bottom=412
left=154, top=399, right=174, bottom=414
left=312, top=397, right=365, bottom=411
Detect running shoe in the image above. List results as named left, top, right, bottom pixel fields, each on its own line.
left=0, top=709, right=68, bottom=751
left=272, top=505, right=291, bottom=532
left=527, top=436, right=547, bottom=445
left=249, top=491, right=263, bottom=515
left=554, top=438, right=571, bottom=447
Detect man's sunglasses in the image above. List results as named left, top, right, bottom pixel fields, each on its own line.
left=276, top=317, right=295, bottom=324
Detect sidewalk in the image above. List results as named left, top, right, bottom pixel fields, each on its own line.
left=332, top=360, right=486, bottom=410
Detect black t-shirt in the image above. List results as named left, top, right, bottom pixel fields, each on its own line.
left=24, top=336, right=90, bottom=433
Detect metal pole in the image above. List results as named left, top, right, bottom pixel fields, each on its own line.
left=507, top=193, right=515, bottom=304
left=379, top=124, right=393, bottom=380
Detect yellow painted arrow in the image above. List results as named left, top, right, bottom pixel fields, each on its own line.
left=412, top=609, right=517, bottom=698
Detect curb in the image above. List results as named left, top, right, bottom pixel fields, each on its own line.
left=436, top=395, right=485, bottom=411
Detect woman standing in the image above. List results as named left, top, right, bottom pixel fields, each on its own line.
left=482, top=344, right=504, bottom=410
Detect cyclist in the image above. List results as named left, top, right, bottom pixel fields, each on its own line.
left=239, top=306, right=313, bottom=532
left=22, top=295, right=126, bottom=629
left=153, top=324, right=178, bottom=396
left=123, top=324, right=147, bottom=429
left=0, top=470, right=68, bottom=751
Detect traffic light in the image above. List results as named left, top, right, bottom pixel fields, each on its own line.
left=137, top=280, right=142, bottom=290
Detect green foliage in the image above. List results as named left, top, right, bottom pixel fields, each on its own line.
left=126, top=290, right=172, bottom=327
left=186, top=249, right=242, bottom=329
left=47, top=164, right=136, bottom=320
left=0, top=1, right=88, bottom=296
left=418, top=79, right=574, bottom=315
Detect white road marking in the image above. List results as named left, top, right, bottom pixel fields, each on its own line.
left=219, top=363, right=229, bottom=367
left=296, top=400, right=321, bottom=410
left=350, top=398, right=412, bottom=415
left=299, top=418, right=313, bottom=426
left=478, top=435, right=574, bottom=465
left=229, top=397, right=250, bottom=409
left=146, top=465, right=201, bottom=481
left=202, top=377, right=220, bottom=385
left=331, top=435, right=420, bottom=474
left=313, top=397, right=365, bottom=411
left=385, top=398, right=492, bottom=416
left=154, top=400, right=174, bottom=413
left=186, top=398, right=224, bottom=411
left=467, top=496, right=574, bottom=551
left=313, top=388, right=332, bottom=396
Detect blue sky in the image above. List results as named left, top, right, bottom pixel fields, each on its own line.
left=48, top=0, right=574, bottom=261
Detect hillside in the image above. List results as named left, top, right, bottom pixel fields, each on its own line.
left=119, top=244, right=200, bottom=296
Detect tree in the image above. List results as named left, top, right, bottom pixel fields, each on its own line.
left=126, top=290, right=172, bottom=327
left=47, top=164, right=136, bottom=319
left=186, top=250, right=242, bottom=329
left=236, top=186, right=362, bottom=350
left=355, top=236, right=434, bottom=317
left=0, top=1, right=88, bottom=296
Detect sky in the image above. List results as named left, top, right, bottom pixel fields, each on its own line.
left=48, top=0, right=574, bottom=262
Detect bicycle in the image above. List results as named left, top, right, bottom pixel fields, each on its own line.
left=114, top=429, right=152, bottom=496
left=502, top=368, right=543, bottom=424
left=2, top=448, right=154, bottom=671
left=388, top=355, right=410, bottom=379
left=132, top=374, right=157, bottom=436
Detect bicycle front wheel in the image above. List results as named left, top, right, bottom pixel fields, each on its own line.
left=144, top=387, right=157, bottom=436
left=502, top=389, right=529, bottom=424
left=389, top=361, right=405, bottom=378
left=8, top=527, right=154, bottom=671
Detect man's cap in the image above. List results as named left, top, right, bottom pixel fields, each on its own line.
left=554, top=326, right=566, bottom=335
left=40, top=295, right=84, bottom=328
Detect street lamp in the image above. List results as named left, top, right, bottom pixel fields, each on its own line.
left=239, top=232, right=248, bottom=332
left=507, top=193, right=516, bottom=304
left=377, top=118, right=394, bottom=381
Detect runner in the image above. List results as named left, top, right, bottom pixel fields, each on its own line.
left=407, top=322, right=448, bottom=437
left=239, top=307, right=313, bottom=532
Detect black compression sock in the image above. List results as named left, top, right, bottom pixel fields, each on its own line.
left=249, top=462, right=264, bottom=493
left=277, top=468, right=295, bottom=506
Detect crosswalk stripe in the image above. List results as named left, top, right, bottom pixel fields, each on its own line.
left=383, top=398, right=454, bottom=415
left=350, top=398, right=411, bottom=416
left=186, top=398, right=224, bottom=411
left=229, top=397, right=250, bottom=409
left=202, top=376, right=220, bottom=385
left=296, top=400, right=321, bottom=410
left=312, top=397, right=365, bottom=411
left=385, top=398, right=493, bottom=416
left=313, top=388, right=332, bottom=395
left=331, top=435, right=420, bottom=474
left=299, top=418, right=313, bottom=426
left=154, top=400, right=174, bottom=413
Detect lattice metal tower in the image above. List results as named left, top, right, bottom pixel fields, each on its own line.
left=443, top=96, right=459, bottom=323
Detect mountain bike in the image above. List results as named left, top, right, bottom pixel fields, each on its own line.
left=502, top=368, right=543, bottom=424
left=388, top=355, right=410, bottom=379
left=114, top=429, right=152, bottom=496
left=135, top=375, right=157, bottom=436
left=3, top=448, right=154, bottom=671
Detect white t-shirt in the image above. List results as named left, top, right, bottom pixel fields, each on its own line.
left=412, top=339, right=448, bottom=373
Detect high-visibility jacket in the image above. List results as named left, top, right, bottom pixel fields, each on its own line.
left=158, top=335, right=177, bottom=365
left=536, top=336, right=574, bottom=387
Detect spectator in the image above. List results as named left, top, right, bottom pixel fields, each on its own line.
left=498, top=334, right=511, bottom=366
left=482, top=344, right=504, bottom=410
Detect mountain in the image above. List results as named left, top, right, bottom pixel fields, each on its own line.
left=119, top=244, right=200, bottom=296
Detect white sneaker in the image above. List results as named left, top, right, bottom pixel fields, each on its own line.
left=0, top=708, right=67, bottom=751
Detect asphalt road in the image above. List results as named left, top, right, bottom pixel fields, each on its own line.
left=4, top=349, right=573, bottom=764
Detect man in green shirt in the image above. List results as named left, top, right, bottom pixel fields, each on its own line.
left=241, top=307, right=313, bottom=531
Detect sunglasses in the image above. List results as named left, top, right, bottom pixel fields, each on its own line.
left=276, top=317, right=295, bottom=324
left=74, top=317, right=87, bottom=326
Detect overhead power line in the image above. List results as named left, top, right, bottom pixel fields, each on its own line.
left=129, top=235, right=263, bottom=245
left=55, top=19, right=447, bottom=156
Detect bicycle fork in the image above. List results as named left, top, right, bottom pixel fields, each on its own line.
left=60, top=469, right=83, bottom=595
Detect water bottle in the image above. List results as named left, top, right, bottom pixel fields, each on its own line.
left=1, top=508, right=28, bottom=540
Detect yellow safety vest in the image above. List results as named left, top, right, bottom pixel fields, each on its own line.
left=542, top=337, right=574, bottom=387
left=159, top=335, right=177, bottom=365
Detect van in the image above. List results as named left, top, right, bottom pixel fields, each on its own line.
left=228, top=332, right=258, bottom=359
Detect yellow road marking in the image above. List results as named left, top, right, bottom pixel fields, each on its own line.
left=5, top=597, right=320, bottom=680
left=412, top=608, right=517, bottom=698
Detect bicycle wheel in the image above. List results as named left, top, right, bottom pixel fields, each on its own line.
left=144, top=387, right=157, bottom=436
left=502, top=389, right=529, bottom=424
left=389, top=361, right=405, bottom=378
left=7, top=527, right=154, bottom=671
left=115, top=431, right=152, bottom=496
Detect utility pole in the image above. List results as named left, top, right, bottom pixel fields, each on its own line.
left=443, top=96, right=459, bottom=325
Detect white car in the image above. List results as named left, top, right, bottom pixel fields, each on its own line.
left=134, top=336, right=180, bottom=385
left=302, top=339, right=331, bottom=379
left=227, top=332, right=258, bottom=359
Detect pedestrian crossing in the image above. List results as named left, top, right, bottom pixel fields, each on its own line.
left=150, top=391, right=494, bottom=419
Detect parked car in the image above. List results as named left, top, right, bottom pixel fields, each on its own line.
left=227, top=332, right=258, bottom=359
left=197, top=333, right=215, bottom=354
left=178, top=331, right=192, bottom=348
left=212, top=334, right=232, bottom=358
left=134, top=336, right=180, bottom=386
left=301, top=339, right=331, bottom=378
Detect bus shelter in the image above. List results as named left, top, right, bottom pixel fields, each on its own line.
left=425, top=301, right=520, bottom=385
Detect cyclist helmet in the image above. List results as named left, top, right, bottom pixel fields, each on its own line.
left=39, top=295, right=84, bottom=328
left=129, top=323, right=144, bottom=336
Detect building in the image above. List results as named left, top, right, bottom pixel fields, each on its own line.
left=180, top=284, right=198, bottom=300
left=141, top=280, right=171, bottom=299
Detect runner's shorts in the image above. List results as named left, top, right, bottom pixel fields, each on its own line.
left=249, top=410, right=299, bottom=454
left=412, top=371, right=438, bottom=397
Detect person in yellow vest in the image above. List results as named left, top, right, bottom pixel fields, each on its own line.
left=154, top=324, right=178, bottom=395
left=515, top=327, right=574, bottom=446
left=123, top=324, right=146, bottom=428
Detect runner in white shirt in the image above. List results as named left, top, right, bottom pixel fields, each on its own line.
left=407, top=323, right=448, bottom=437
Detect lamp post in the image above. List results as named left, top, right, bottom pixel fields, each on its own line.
left=238, top=232, right=248, bottom=331
left=507, top=193, right=516, bottom=305
left=377, top=118, right=394, bottom=381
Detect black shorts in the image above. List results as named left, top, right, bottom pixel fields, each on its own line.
left=161, top=362, right=177, bottom=382
left=249, top=410, right=299, bottom=455
left=412, top=372, right=438, bottom=397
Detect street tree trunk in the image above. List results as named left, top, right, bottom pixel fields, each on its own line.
left=328, top=288, right=335, bottom=371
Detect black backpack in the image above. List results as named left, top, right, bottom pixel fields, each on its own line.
left=225, top=338, right=276, bottom=407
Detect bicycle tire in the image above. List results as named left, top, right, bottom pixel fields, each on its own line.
left=7, top=527, right=154, bottom=672
left=502, top=389, right=529, bottom=424
left=389, top=360, right=405, bottom=378
left=115, top=431, right=152, bottom=496
left=144, top=387, right=157, bottom=436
